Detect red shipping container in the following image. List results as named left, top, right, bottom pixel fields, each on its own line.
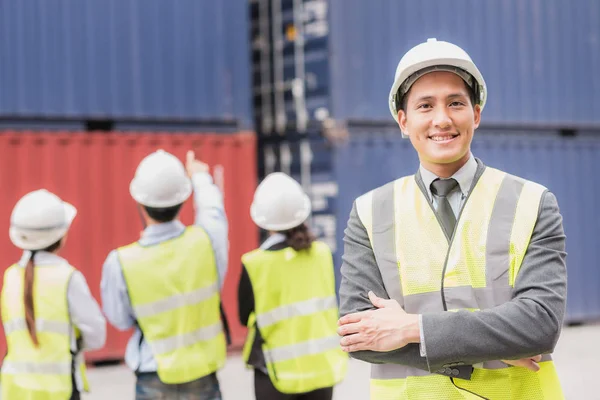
left=0, top=131, right=258, bottom=362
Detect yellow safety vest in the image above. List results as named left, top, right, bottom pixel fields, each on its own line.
left=1, top=263, right=90, bottom=400
left=242, top=241, right=348, bottom=394
left=355, top=167, right=564, bottom=400
left=118, top=226, right=226, bottom=384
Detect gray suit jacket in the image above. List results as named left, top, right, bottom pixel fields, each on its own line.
left=338, top=160, right=567, bottom=375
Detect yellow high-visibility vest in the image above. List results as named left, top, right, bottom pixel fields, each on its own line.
left=118, top=226, right=226, bottom=384
left=1, top=263, right=90, bottom=400
left=356, top=168, right=564, bottom=400
left=242, top=241, right=348, bottom=394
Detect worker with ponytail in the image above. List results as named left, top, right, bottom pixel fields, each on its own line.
left=1, top=189, right=106, bottom=400
left=238, top=173, right=347, bottom=400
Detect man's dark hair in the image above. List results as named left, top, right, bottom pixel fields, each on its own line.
left=397, top=75, right=478, bottom=112
left=144, top=204, right=183, bottom=223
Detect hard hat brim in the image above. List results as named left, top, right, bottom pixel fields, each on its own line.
left=129, top=178, right=192, bottom=208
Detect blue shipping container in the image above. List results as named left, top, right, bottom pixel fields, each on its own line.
left=251, top=0, right=330, bottom=133
left=329, top=0, right=600, bottom=127
left=252, top=0, right=600, bottom=133
left=258, top=136, right=338, bottom=251
left=0, top=0, right=252, bottom=127
left=331, top=129, right=600, bottom=323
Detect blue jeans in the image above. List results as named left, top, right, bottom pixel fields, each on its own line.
left=135, top=372, right=222, bottom=400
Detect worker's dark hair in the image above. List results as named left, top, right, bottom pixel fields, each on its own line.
left=282, top=223, right=315, bottom=251
left=144, top=204, right=183, bottom=223
left=396, top=74, right=478, bottom=112
left=24, top=239, right=62, bottom=347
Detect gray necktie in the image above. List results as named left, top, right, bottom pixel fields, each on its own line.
left=430, top=178, right=459, bottom=237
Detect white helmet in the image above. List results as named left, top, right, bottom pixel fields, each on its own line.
left=10, top=189, right=77, bottom=251
left=250, top=172, right=311, bottom=231
left=130, top=149, right=192, bottom=208
left=389, top=38, right=487, bottom=131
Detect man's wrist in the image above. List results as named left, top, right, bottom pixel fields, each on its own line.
left=404, top=313, right=421, bottom=344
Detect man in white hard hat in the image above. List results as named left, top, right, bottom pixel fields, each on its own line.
left=101, top=150, right=229, bottom=399
left=337, top=38, right=566, bottom=399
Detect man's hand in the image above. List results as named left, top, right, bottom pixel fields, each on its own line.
left=337, top=291, right=420, bottom=353
left=501, top=355, right=543, bottom=372
left=186, top=150, right=209, bottom=177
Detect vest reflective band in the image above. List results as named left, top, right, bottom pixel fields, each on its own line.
left=1, top=263, right=86, bottom=400
left=119, top=226, right=226, bottom=384
left=356, top=168, right=564, bottom=400
left=242, top=242, right=348, bottom=394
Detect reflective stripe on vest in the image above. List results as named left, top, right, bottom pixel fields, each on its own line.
left=242, top=242, right=348, bottom=394
left=133, top=282, right=219, bottom=319
left=2, top=361, right=72, bottom=375
left=3, top=318, right=71, bottom=336
left=356, top=168, right=564, bottom=399
left=263, top=335, right=341, bottom=364
left=119, top=226, right=226, bottom=384
left=150, top=322, right=223, bottom=355
left=256, top=296, right=338, bottom=328
left=1, top=263, right=80, bottom=400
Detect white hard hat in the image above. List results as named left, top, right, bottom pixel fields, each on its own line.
left=130, top=149, right=192, bottom=208
left=250, top=172, right=311, bottom=231
left=389, top=38, right=487, bottom=131
left=9, top=189, right=77, bottom=251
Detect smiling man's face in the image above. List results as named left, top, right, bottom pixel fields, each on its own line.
left=398, top=71, right=481, bottom=175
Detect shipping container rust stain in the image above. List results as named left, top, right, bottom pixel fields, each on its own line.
left=0, top=131, right=258, bottom=362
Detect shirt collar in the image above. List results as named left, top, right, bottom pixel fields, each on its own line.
left=140, top=220, right=186, bottom=242
left=18, top=251, right=68, bottom=267
left=419, top=153, right=478, bottom=201
left=260, top=233, right=286, bottom=250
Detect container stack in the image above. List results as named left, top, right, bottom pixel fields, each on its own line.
left=0, top=0, right=258, bottom=359
left=250, top=0, right=600, bottom=323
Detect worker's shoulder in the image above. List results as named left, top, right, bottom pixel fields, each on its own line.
left=115, top=240, right=138, bottom=253
left=241, top=246, right=263, bottom=263
left=311, top=240, right=333, bottom=254
left=46, top=262, right=78, bottom=283
left=352, top=175, right=414, bottom=227
left=116, top=226, right=208, bottom=252
left=184, top=225, right=207, bottom=234
left=60, top=262, right=77, bottom=273
left=181, top=225, right=211, bottom=241
left=354, top=175, right=414, bottom=204
left=488, top=166, right=549, bottom=192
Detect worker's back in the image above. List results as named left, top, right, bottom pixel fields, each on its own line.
left=242, top=240, right=348, bottom=395
left=118, top=225, right=226, bottom=384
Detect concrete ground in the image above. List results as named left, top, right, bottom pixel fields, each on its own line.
left=83, top=323, right=600, bottom=399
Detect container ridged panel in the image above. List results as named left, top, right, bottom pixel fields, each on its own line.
left=328, top=0, right=600, bottom=127
left=0, top=0, right=252, bottom=127
left=0, top=131, right=258, bottom=361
